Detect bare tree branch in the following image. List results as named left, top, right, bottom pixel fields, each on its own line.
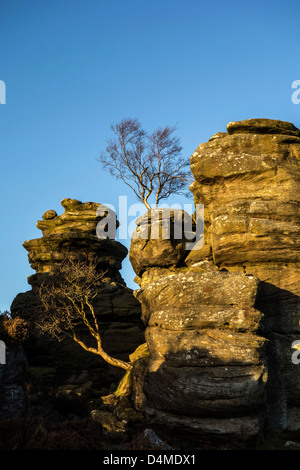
left=34, top=257, right=132, bottom=372
left=99, top=118, right=192, bottom=208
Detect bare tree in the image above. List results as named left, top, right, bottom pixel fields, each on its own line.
left=35, top=257, right=132, bottom=372
left=99, top=118, right=192, bottom=209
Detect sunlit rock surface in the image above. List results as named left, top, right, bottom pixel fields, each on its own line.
left=130, top=119, right=300, bottom=445
left=190, top=118, right=300, bottom=431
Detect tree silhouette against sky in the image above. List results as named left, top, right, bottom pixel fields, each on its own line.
left=99, top=118, right=192, bottom=209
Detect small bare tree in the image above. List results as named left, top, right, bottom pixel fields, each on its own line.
left=35, top=258, right=132, bottom=372
left=99, top=118, right=192, bottom=209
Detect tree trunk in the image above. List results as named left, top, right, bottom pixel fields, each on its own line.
left=97, top=346, right=133, bottom=371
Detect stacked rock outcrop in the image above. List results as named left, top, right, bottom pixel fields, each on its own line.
left=190, top=118, right=300, bottom=431
left=11, top=198, right=144, bottom=389
left=129, top=209, right=267, bottom=446
left=129, top=118, right=300, bottom=446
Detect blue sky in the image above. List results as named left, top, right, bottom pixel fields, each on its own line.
left=0, top=0, right=299, bottom=311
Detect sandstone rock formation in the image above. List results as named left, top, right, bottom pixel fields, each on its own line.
left=129, top=118, right=300, bottom=447
left=11, top=198, right=144, bottom=390
left=129, top=209, right=195, bottom=287
left=190, top=118, right=300, bottom=432
left=129, top=208, right=267, bottom=446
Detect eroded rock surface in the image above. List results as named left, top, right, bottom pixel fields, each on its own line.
left=190, top=118, right=300, bottom=431
left=130, top=118, right=300, bottom=446
left=130, top=208, right=267, bottom=446
left=11, top=198, right=144, bottom=390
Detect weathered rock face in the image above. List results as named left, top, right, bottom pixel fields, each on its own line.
left=129, top=209, right=194, bottom=284
left=190, top=118, right=300, bottom=431
left=11, top=198, right=144, bottom=389
left=129, top=209, right=196, bottom=289
left=138, top=271, right=267, bottom=420
left=130, top=209, right=267, bottom=446
left=24, top=198, right=127, bottom=285
left=130, top=118, right=300, bottom=446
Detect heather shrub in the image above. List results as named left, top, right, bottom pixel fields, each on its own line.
left=0, top=312, right=29, bottom=345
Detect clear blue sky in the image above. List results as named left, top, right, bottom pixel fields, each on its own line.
left=0, top=0, right=299, bottom=311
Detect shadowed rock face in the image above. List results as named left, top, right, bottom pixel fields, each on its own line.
left=11, top=198, right=144, bottom=390
left=130, top=118, right=300, bottom=446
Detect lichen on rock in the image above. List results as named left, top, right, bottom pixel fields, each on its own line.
left=130, top=118, right=300, bottom=446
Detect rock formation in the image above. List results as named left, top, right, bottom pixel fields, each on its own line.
left=190, top=118, right=300, bottom=432
left=11, top=198, right=144, bottom=390
left=130, top=210, right=267, bottom=446
left=129, top=118, right=300, bottom=447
